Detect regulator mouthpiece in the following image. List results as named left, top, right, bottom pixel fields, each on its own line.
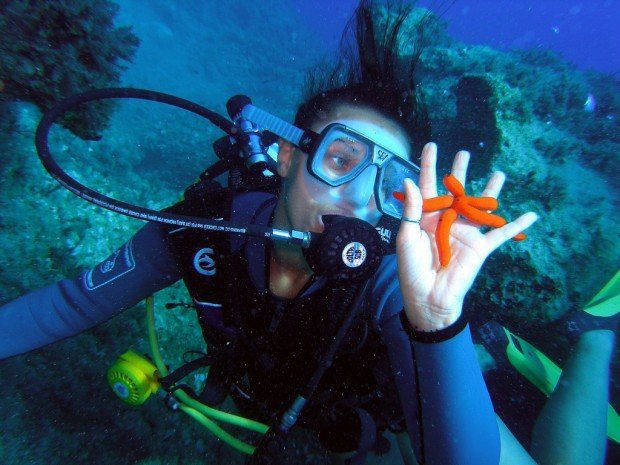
left=303, top=215, right=384, bottom=282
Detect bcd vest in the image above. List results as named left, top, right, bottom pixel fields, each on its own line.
left=166, top=183, right=406, bottom=451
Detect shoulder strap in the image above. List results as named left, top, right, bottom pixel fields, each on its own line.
left=228, top=190, right=278, bottom=255
left=171, top=178, right=231, bottom=218
left=168, top=187, right=278, bottom=340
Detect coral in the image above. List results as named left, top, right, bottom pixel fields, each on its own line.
left=0, top=0, right=139, bottom=139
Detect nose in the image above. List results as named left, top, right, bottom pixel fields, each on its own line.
left=338, top=165, right=377, bottom=208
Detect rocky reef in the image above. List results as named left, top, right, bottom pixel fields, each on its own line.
left=407, top=11, right=619, bottom=332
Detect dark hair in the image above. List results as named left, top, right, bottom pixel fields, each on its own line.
left=294, top=0, right=431, bottom=157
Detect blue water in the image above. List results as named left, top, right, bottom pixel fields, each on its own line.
left=0, top=1, right=618, bottom=464
left=294, top=0, right=620, bottom=75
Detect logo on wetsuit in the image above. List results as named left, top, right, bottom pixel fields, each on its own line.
left=100, top=250, right=121, bottom=273
left=194, top=248, right=217, bottom=276
left=342, top=242, right=367, bottom=268
left=84, top=240, right=136, bottom=290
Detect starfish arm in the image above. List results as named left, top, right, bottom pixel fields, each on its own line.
left=393, top=192, right=454, bottom=212
left=443, top=174, right=466, bottom=197
left=422, top=195, right=454, bottom=212
left=436, top=208, right=458, bottom=267
left=453, top=197, right=507, bottom=227
left=392, top=191, right=405, bottom=202
left=465, top=196, right=498, bottom=211
left=454, top=197, right=527, bottom=241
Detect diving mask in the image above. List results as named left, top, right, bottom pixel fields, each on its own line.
left=306, top=123, right=420, bottom=220
left=240, top=104, right=420, bottom=220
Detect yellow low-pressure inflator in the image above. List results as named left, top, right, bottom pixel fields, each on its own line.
left=107, top=295, right=269, bottom=455
left=107, top=349, right=160, bottom=406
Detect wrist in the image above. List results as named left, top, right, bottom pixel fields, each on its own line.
left=400, top=309, right=468, bottom=343
left=403, top=303, right=460, bottom=331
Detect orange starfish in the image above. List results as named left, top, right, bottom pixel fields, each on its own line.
left=393, top=174, right=526, bottom=267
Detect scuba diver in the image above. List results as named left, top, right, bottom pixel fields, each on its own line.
left=0, top=1, right=615, bottom=464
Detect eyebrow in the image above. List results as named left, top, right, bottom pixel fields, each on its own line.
left=333, top=137, right=366, bottom=154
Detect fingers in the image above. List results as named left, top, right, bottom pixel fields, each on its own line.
left=418, top=145, right=503, bottom=203
left=399, top=178, right=423, bottom=234
left=450, top=150, right=470, bottom=186
left=418, top=143, right=438, bottom=199
left=481, top=171, right=506, bottom=198
left=485, top=212, right=539, bottom=252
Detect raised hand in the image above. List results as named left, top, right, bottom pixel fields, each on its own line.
left=396, top=143, right=538, bottom=331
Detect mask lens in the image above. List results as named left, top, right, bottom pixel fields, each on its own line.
left=377, top=157, right=420, bottom=219
left=311, top=128, right=371, bottom=185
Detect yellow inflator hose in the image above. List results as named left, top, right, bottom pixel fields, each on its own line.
left=145, top=295, right=268, bottom=454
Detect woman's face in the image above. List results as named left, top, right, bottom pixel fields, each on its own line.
left=275, top=104, right=410, bottom=234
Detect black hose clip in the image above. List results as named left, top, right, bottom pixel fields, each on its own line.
left=227, top=95, right=278, bottom=175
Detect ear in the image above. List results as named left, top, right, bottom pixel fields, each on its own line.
left=277, top=139, right=295, bottom=178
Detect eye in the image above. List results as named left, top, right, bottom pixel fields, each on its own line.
left=323, top=140, right=365, bottom=173
left=329, top=153, right=351, bottom=171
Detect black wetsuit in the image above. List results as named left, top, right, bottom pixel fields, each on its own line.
left=0, top=191, right=500, bottom=465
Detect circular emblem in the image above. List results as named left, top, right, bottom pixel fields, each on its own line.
left=194, top=247, right=217, bottom=276
left=342, top=242, right=367, bottom=268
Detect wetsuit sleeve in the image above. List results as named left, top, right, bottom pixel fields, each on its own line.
left=0, top=222, right=181, bottom=360
left=373, top=258, right=500, bottom=465
left=382, top=314, right=500, bottom=465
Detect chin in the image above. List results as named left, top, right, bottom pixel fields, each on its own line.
left=310, top=223, right=325, bottom=234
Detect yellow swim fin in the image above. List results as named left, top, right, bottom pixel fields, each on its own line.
left=584, top=269, right=620, bottom=318
left=480, top=270, right=620, bottom=443
left=499, top=326, right=619, bottom=444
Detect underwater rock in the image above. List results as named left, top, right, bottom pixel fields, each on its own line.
left=402, top=10, right=619, bottom=327
left=453, top=75, right=500, bottom=178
